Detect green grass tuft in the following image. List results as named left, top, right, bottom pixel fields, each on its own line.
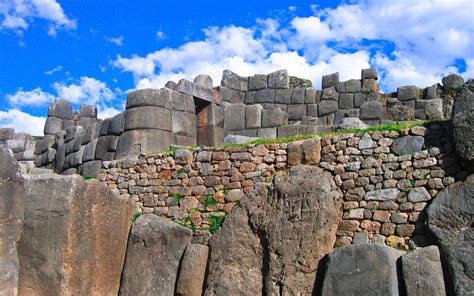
left=83, top=175, right=95, bottom=180
left=208, top=212, right=226, bottom=233
left=175, top=193, right=184, bottom=203
left=204, top=195, right=218, bottom=207
left=131, top=212, right=141, bottom=223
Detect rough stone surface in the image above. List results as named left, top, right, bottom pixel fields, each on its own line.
left=248, top=74, right=268, bottom=90
left=223, top=135, right=257, bottom=144
left=79, top=104, right=97, bottom=118
left=268, top=69, right=289, bottom=89
left=48, top=99, right=73, bottom=120
left=44, top=116, right=63, bottom=135
left=176, top=244, right=209, bottom=296
left=398, top=85, right=419, bottom=101
left=425, top=99, right=444, bottom=119
left=391, top=136, right=424, bottom=156
left=194, top=74, right=213, bottom=89
left=319, top=100, right=339, bottom=117
left=204, top=207, right=263, bottom=295
left=443, top=74, right=465, bottom=90
left=322, top=72, right=339, bottom=88
left=322, top=244, right=404, bottom=296
left=243, top=165, right=343, bottom=295
left=401, top=246, right=446, bottom=296
left=124, top=106, right=172, bottom=131
left=391, top=105, right=415, bottom=121
left=0, top=149, right=24, bottom=296
left=120, top=214, right=192, bottom=296
left=115, top=129, right=174, bottom=158
left=427, top=175, right=474, bottom=295
left=18, top=176, right=135, bottom=296
left=336, top=117, right=368, bottom=131
left=452, top=80, right=474, bottom=162
left=360, top=101, right=384, bottom=119
left=245, top=104, right=263, bottom=129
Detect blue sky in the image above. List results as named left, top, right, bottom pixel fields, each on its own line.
left=0, top=0, right=473, bottom=135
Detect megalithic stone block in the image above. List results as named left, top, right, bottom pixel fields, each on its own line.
left=124, top=106, right=172, bottom=132
left=44, top=116, right=63, bottom=135
left=114, top=129, right=174, bottom=159
left=0, top=149, right=24, bottom=296
left=79, top=104, right=97, bottom=118
left=18, top=175, right=135, bottom=296
left=48, top=99, right=73, bottom=120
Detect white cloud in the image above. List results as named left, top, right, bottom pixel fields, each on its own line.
left=288, top=6, right=297, bottom=12
left=0, top=0, right=76, bottom=35
left=6, top=87, right=56, bottom=106
left=156, top=30, right=165, bottom=40
left=97, top=106, right=121, bottom=119
left=53, top=76, right=114, bottom=105
left=106, top=36, right=124, bottom=46
left=0, top=109, right=46, bottom=136
left=45, top=65, right=63, bottom=75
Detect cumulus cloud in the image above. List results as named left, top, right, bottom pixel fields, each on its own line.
left=0, top=109, right=46, bottom=136
left=0, top=0, right=76, bottom=35
left=7, top=87, right=56, bottom=106
left=53, top=76, right=114, bottom=105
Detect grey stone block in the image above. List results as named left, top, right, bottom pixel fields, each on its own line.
left=54, top=144, right=66, bottom=171
left=95, top=136, right=110, bottom=160
left=48, top=99, right=73, bottom=120
left=336, top=117, right=368, bottom=131
left=322, top=87, right=339, bottom=101
left=115, top=129, right=174, bottom=159
left=221, top=70, right=248, bottom=91
left=361, top=68, right=378, bottom=80
left=334, top=109, right=360, bottom=125
left=197, top=103, right=224, bottom=128
left=165, top=81, right=177, bottom=90
left=425, top=99, right=444, bottom=119
left=124, top=106, right=172, bottom=132
left=224, top=104, right=245, bottom=131
left=402, top=99, right=416, bottom=110
left=248, top=74, right=267, bottom=90
left=414, top=109, right=426, bottom=120
left=5, top=139, right=26, bottom=153
left=288, top=104, right=307, bottom=120
left=34, top=135, right=56, bottom=155
left=108, top=136, right=119, bottom=152
left=61, top=168, right=77, bottom=175
left=307, top=104, right=318, bottom=117
left=65, top=126, right=82, bottom=142
left=361, top=79, right=379, bottom=93
left=61, top=120, right=74, bottom=131
left=335, top=82, right=345, bottom=93
left=170, top=89, right=195, bottom=113
left=262, top=108, right=286, bottom=127
left=234, top=129, right=258, bottom=137
left=353, top=92, right=365, bottom=108
left=65, top=139, right=75, bottom=155
left=79, top=104, right=97, bottom=118
left=63, top=154, right=74, bottom=170
left=345, top=79, right=362, bottom=93
left=415, top=99, right=427, bottom=109
left=218, top=86, right=245, bottom=104
left=291, top=88, right=305, bottom=104
left=44, top=116, right=63, bottom=135
left=194, top=74, right=213, bottom=89
left=442, top=73, right=464, bottom=90
left=339, top=93, right=354, bottom=109
left=254, top=88, right=275, bottom=103
left=197, top=126, right=225, bottom=147
left=245, top=91, right=255, bottom=104
left=322, top=72, right=339, bottom=88
left=425, top=84, right=439, bottom=100
left=109, top=113, right=124, bottom=136
left=305, top=89, right=316, bottom=104
left=81, top=123, right=100, bottom=145
left=318, top=101, right=338, bottom=116
left=78, top=117, right=97, bottom=130
left=15, top=149, right=35, bottom=162
left=245, top=104, right=263, bottom=129
left=99, top=118, right=111, bottom=136
left=126, top=88, right=171, bottom=109
left=397, top=85, right=419, bottom=101
left=175, top=135, right=196, bottom=147
left=391, top=136, right=424, bottom=156
left=172, top=111, right=196, bottom=137
left=257, top=127, right=277, bottom=139
left=0, top=128, right=14, bottom=140
left=391, top=105, right=414, bottom=121
left=277, top=125, right=300, bottom=138
left=82, top=139, right=98, bottom=162
left=267, top=69, right=289, bottom=89
left=360, top=101, right=384, bottom=119
left=275, top=89, right=292, bottom=104
left=78, top=160, right=102, bottom=177
left=72, top=146, right=85, bottom=167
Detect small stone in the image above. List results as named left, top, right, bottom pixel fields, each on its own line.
left=407, top=187, right=431, bottom=202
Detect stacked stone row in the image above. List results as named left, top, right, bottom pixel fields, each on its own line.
left=0, top=128, right=36, bottom=172
left=99, top=121, right=466, bottom=248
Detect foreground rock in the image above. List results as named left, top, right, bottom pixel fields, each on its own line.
left=0, top=149, right=25, bottom=295
left=401, top=246, right=446, bottom=295
left=322, top=244, right=404, bottom=296
left=18, top=175, right=135, bottom=296
left=204, top=207, right=263, bottom=295
left=120, top=214, right=192, bottom=296
left=244, top=165, right=343, bottom=295
left=427, top=174, right=474, bottom=295
left=452, top=79, right=474, bottom=164
left=176, top=244, right=209, bottom=296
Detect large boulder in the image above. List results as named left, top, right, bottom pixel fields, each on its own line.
left=243, top=165, right=343, bottom=295
left=443, top=74, right=465, bottom=90
left=321, top=244, right=405, bottom=296
left=0, top=149, right=25, bottom=295
left=120, top=214, right=192, bottom=296
left=18, top=175, right=135, bottom=296
left=336, top=117, right=368, bottom=131
left=427, top=174, right=474, bottom=295
left=204, top=207, right=263, bottom=295
left=391, top=135, right=424, bottom=156
left=176, top=244, right=209, bottom=296
left=452, top=79, right=474, bottom=163
left=401, top=246, right=446, bottom=295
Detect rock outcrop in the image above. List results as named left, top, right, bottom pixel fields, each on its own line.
left=18, top=175, right=135, bottom=296
left=119, top=214, right=192, bottom=296
left=427, top=174, right=474, bottom=295
left=452, top=79, right=474, bottom=165
left=0, top=149, right=25, bottom=295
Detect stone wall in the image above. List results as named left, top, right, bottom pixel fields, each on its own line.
left=0, top=128, right=36, bottom=173
left=99, top=120, right=468, bottom=248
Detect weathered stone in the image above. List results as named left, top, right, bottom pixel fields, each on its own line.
left=0, top=149, right=24, bottom=295
left=254, top=88, right=275, bottom=103
left=358, top=134, right=376, bottom=149
left=361, top=68, right=378, bottom=80
left=391, top=135, right=424, bottom=156
left=442, top=73, right=465, bottom=90
left=109, top=113, right=125, bottom=135
left=322, top=72, right=339, bottom=88
left=44, top=116, right=63, bottom=135
left=245, top=104, right=263, bottom=129
left=401, top=246, right=446, bottom=296
left=78, top=160, right=102, bottom=177
left=244, top=165, right=343, bottom=295
left=120, top=214, right=192, bottom=295
left=223, top=135, right=257, bottom=144
left=82, top=138, right=98, bottom=162
left=345, top=79, right=362, bottom=93
left=322, top=87, right=339, bottom=101
left=425, top=99, right=444, bottom=119
left=452, top=80, right=474, bottom=162
left=274, top=88, right=292, bottom=104
left=221, top=69, right=248, bottom=91
left=362, top=79, right=380, bottom=93
left=318, top=100, right=338, bottom=116
left=302, top=138, right=321, bottom=164
left=172, top=111, right=197, bottom=137
left=0, top=128, right=14, bottom=141
left=391, top=105, right=414, bottom=121
left=176, top=244, right=209, bottom=296
left=268, top=69, right=289, bottom=89
left=287, top=140, right=304, bottom=165
left=48, top=99, right=73, bottom=120
left=115, top=129, right=174, bottom=158
left=18, top=176, right=135, bottom=296
left=336, top=117, right=368, bottom=131
left=288, top=104, right=307, bottom=120
left=126, top=88, right=172, bottom=109
left=339, top=93, right=354, bottom=109
left=322, top=243, right=404, bottom=296
left=79, top=104, right=97, bottom=118
left=407, top=187, right=431, bottom=202
left=291, top=87, right=305, bottom=104
left=427, top=175, right=474, bottom=295
left=204, top=207, right=263, bottom=295
left=248, top=74, right=267, bottom=90
left=224, top=104, right=245, bottom=131
left=124, top=106, right=172, bottom=131
left=262, top=108, right=286, bottom=127
left=305, top=88, right=317, bottom=104
left=365, top=188, right=400, bottom=201
left=398, top=85, right=419, bottom=101
left=194, top=74, right=213, bottom=88
left=197, top=103, right=224, bottom=128
left=360, top=101, right=384, bottom=119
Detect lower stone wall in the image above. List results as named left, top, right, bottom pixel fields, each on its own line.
left=99, top=120, right=467, bottom=248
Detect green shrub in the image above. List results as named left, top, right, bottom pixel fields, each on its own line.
left=83, top=175, right=95, bottom=180
left=131, top=212, right=141, bottom=223
left=208, top=212, right=226, bottom=233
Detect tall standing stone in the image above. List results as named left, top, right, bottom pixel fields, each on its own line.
left=452, top=79, right=474, bottom=164
left=120, top=214, right=192, bottom=296
left=0, top=149, right=25, bottom=295
left=176, top=244, right=209, bottom=296
left=18, top=176, right=135, bottom=296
